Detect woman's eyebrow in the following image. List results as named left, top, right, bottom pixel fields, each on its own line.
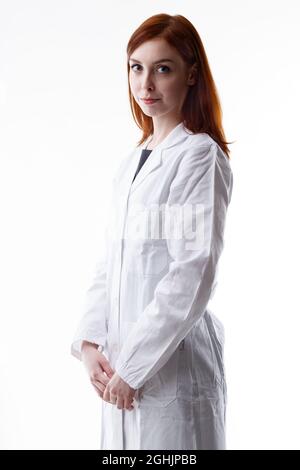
left=129, top=58, right=175, bottom=64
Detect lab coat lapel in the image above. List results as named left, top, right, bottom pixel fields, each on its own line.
left=113, top=122, right=189, bottom=239
left=129, top=121, right=189, bottom=195
left=129, top=145, right=163, bottom=194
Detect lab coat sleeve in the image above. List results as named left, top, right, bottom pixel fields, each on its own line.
left=70, top=226, right=110, bottom=361
left=114, top=142, right=233, bottom=389
left=70, top=149, right=136, bottom=362
left=70, top=258, right=107, bottom=361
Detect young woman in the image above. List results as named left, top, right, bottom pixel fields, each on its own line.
left=71, top=13, right=234, bottom=450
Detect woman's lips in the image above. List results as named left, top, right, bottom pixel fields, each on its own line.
left=142, top=99, right=160, bottom=105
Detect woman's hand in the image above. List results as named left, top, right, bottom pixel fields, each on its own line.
left=81, top=341, right=115, bottom=402
left=103, top=372, right=136, bottom=411
left=81, top=341, right=135, bottom=410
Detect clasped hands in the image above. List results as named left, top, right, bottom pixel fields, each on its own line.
left=81, top=341, right=136, bottom=411
left=103, top=370, right=136, bottom=411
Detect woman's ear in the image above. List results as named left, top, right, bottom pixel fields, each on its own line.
left=187, top=63, right=198, bottom=86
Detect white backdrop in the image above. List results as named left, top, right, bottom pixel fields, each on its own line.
left=0, top=0, right=300, bottom=450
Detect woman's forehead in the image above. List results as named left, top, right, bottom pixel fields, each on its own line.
left=129, top=39, right=179, bottom=62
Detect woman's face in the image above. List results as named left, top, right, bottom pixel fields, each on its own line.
left=128, top=38, right=195, bottom=122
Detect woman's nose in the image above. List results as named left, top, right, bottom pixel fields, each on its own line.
left=140, top=72, right=155, bottom=90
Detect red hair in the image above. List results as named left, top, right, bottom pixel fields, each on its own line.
left=126, top=13, right=234, bottom=159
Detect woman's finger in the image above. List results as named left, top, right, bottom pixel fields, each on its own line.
left=92, top=383, right=104, bottom=398
left=124, top=395, right=135, bottom=411
left=99, top=356, right=115, bottom=379
left=91, top=379, right=106, bottom=393
left=89, top=369, right=109, bottom=390
left=116, top=395, right=124, bottom=410
left=99, top=371, right=111, bottom=386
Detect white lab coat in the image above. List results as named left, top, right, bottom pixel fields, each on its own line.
left=71, top=121, right=233, bottom=450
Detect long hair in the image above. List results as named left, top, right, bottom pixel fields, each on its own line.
left=126, top=13, right=234, bottom=159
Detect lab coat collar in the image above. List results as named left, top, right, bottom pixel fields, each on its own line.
left=130, top=121, right=190, bottom=194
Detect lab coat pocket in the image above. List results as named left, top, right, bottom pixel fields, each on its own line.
left=177, top=338, right=194, bottom=401
left=205, top=311, right=226, bottom=386
left=128, top=239, right=169, bottom=277
left=140, top=348, right=179, bottom=407
left=191, top=317, right=217, bottom=390
left=142, top=240, right=169, bottom=277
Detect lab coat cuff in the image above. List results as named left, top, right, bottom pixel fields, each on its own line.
left=114, top=363, right=143, bottom=390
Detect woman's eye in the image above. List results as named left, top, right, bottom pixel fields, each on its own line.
left=130, top=64, right=170, bottom=73
left=157, top=65, right=170, bottom=73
